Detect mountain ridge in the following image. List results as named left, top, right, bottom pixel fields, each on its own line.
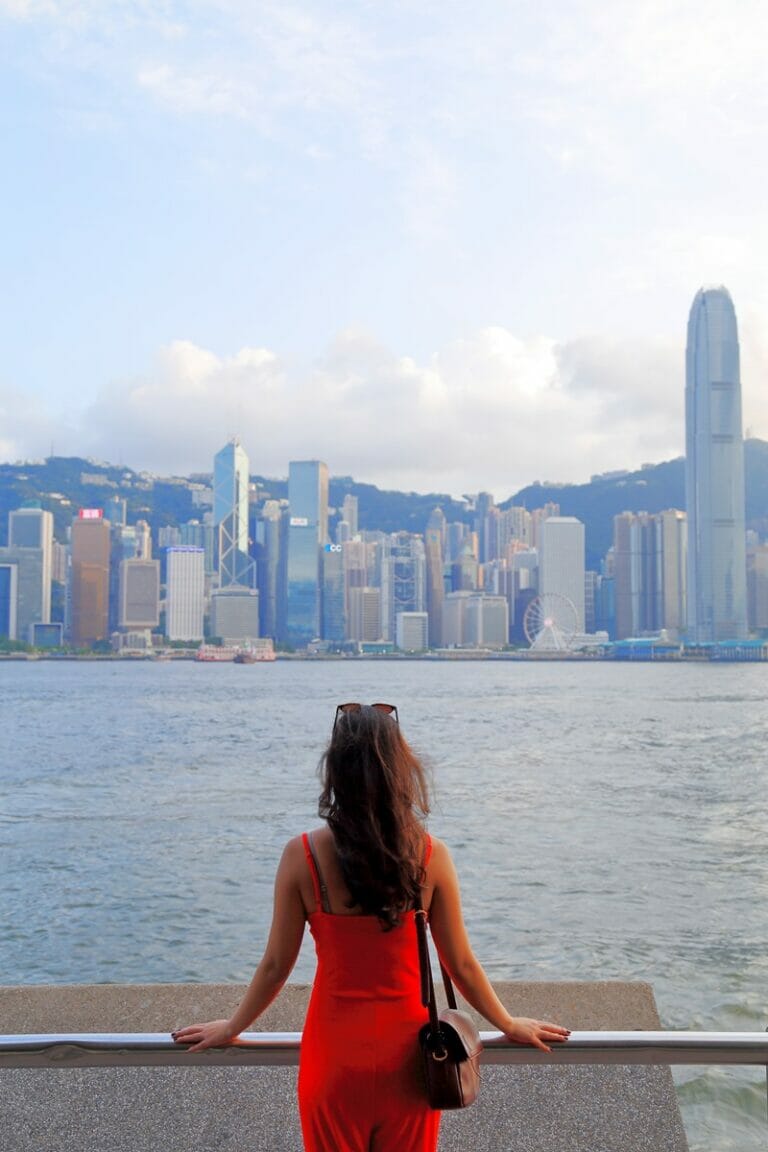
left=2, top=442, right=767, bottom=570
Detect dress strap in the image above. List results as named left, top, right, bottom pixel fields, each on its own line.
left=302, top=831, right=331, bottom=913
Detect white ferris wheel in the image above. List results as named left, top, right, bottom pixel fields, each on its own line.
left=523, top=593, right=579, bottom=651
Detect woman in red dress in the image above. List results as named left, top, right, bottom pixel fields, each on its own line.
left=173, top=702, right=569, bottom=1151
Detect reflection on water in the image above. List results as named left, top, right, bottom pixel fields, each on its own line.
left=1, top=660, right=766, bottom=1150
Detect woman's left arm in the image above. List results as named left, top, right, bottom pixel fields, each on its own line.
left=172, top=837, right=307, bottom=1052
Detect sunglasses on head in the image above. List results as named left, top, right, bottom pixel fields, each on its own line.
left=333, top=702, right=399, bottom=730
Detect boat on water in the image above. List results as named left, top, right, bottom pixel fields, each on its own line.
left=234, top=639, right=276, bottom=663
left=196, top=640, right=276, bottom=663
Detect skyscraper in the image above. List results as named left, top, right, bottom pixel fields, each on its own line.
left=213, top=438, right=255, bottom=588
left=685, top=287, right=748, bottom=641
left=286, top=460, right=328, bottom=646
left=539, top=516, right=585, bottom=631
left=8, top=503, right=53, bottom=627
left=70, top=510, right=111, bottom=645
left=165, top=546, right=205, bottom=641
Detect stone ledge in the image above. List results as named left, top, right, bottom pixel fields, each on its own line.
left=1, top=982, right=688, bottom=1152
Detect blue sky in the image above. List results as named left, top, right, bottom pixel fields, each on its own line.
left=2, top=1, right=768, bottom=497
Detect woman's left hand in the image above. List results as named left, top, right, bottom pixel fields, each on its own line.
left=171, top=1019, right=237, bottom=1052
left=503, top=1017, right=571, bottom=1052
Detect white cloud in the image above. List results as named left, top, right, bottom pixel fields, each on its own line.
left=30, top=326, right=686, bottom=497
left=8, top=316, right=768, bottom=496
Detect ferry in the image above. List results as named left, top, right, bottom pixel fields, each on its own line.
left=234, top=640, right=276, bottom=663
left=196, top=640, right=276, bottom=663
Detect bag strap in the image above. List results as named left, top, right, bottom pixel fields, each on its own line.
left=415, top=892, right=458, bottom=1038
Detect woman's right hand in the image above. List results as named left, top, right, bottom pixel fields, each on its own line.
left=171, top=1019, right=237, bottom=1052
left=503, top=1017, right=571, bottom=1053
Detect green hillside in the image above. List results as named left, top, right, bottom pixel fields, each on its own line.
left=2, top=444, right=767, bottom=571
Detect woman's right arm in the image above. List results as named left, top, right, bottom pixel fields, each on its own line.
left=172, top=837, right=307, bottom=1052
left=426, top=837, right=569, bottom=1052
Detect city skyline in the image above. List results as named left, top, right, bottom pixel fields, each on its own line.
left=3, top=5, right=768, bottom=495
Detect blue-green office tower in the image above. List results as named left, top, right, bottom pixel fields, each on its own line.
left=286, top=461, right=328, bottom=647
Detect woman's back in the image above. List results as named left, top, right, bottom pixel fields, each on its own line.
left=298, top=829, right=440, bottom=1152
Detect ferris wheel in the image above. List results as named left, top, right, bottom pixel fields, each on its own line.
left=523, top=593, right=579, bottom=651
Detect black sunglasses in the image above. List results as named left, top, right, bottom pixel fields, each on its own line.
left=333, top=702, right=399, bottom=730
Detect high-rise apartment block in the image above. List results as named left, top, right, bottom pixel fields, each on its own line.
left=685, top=287, right=748, bottom=641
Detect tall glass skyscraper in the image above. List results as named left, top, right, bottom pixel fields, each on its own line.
left=286, top=460, right=328, bottom=646
left=213, top=438, right=255, bottom=588
left=685, top=287, right=748, bottom=642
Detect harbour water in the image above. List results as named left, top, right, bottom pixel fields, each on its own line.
left=1, top=659, right=766, bottom=1150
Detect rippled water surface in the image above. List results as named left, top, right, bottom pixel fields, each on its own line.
left=1, top=659, right=766, bottom=1149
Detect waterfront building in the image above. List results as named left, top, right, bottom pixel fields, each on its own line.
left=584, top=571, right=598, bottom=635
left=165, top=546, right=205, bottom=641
left=347, top=586, right=381, bottom=643
left=286, top=461, right=328, bottom=646
left=442, top=590, right=472, bottom=647
left=746, top=541, right=768, bottom=631
left=613, top=512, right=653, bottom=640
left=30, top=622, right=63, bottom=647
left=118, top=559, right=160, bottom=630
left=424, top=509, right=446, bottom=648
left=0, top=563, right=18, bottom=638
left=158, top=525, right=182, bottom=549
left=395, top=611, right=428, bottom=651
left=465, top=594, right=508, bottom=648
left=379, top=532, right=426, bottom=642
left=8, top=505, right=53, bottom=626
left=685, top=286, right=748, bottom=641
left=104, top=496, right=127, bottom=528
left=109, top=523, right=140, bottom=632
left=655, top=510, right=687, bottom=638
left=341, top=494, right=359, bottom=537
left=180, top=520, right=213, bottom=575
left=213, top=438, right=256, bottom=589
left=530, top=502, right=560, bottom=552
left=210, top=586, right=260, bottom=643
left=70, top=510, right=111, bottom=646
left=255, top=501, right=287, bottom=640
left=52, top=541, right=68, bottom=586
left=321, top=544, right=345, bottom=643
left=444, top=521, right=467, bottom=564
left=451, top=540, right=480, bottom=592
left=502, top=506, right=532, bottom=550
left=483, top=559, right=515, bottom=639
left=474, top=492, right=496, bottom=563
left=539, top=516, right=585, bottom=631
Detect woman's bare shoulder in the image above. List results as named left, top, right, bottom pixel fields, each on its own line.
left=426, top=834, right=455, bottom=871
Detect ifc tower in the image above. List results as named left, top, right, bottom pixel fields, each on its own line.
left=685, top=286, right=748, bottom=642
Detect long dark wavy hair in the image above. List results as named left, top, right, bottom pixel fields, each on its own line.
left=318, top=705, right=431, bottom=929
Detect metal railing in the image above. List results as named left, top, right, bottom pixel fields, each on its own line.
left=1, top=1030, right=766, bottom=1071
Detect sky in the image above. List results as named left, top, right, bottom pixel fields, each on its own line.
left=2, top=0, right=768, bottom=499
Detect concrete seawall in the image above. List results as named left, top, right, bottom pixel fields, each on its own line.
left=1, top=981, right=688, bottom=1151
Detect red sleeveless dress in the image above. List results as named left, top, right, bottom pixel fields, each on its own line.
left=298, top=832, right=441, bottom=1152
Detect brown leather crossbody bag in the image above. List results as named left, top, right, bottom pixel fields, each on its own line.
left=414, top=898, right=483, bottom=1109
